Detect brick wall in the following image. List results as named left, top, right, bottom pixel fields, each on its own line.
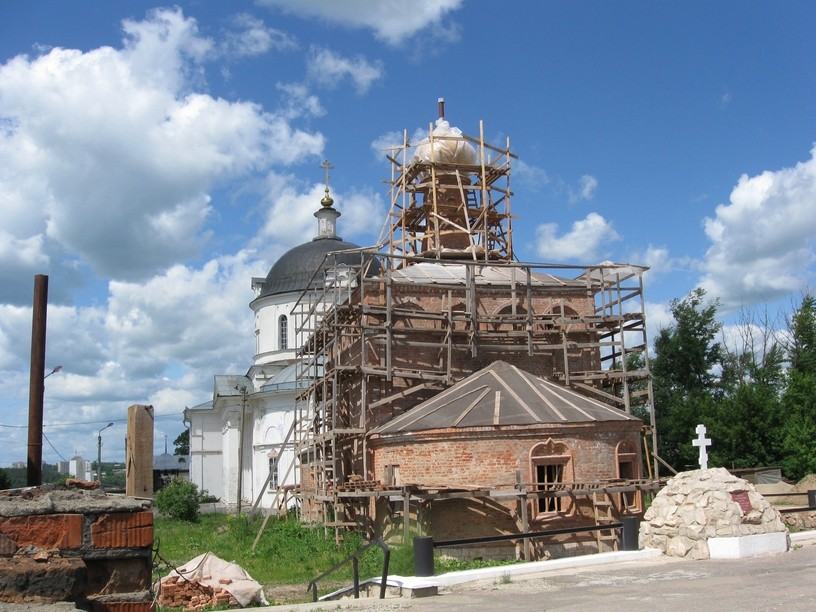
left=369, top=423, right=641, bottom=548
left=0, top=483, right=154, bottom=610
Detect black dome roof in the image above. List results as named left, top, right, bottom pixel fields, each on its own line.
left=259, top=237, right=380, bottom=298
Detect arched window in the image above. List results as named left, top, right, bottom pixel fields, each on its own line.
left=493, top=303, right=528, bottom=332
left=530, top=439, right=574, bottom=516
left=279, top=315, right=288, bottom=350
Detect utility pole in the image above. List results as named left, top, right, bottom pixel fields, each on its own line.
left=236, top=385, right=248, bottom=515
left=26, top=275, right=48, bottom=486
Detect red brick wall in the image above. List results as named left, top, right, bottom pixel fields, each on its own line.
left=0, top=488, right=154, bottom=610
left=369, top=423, right=642, bottom=543
left=370, top=423, right=641, bottom=486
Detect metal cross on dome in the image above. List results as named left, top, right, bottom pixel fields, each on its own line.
left=320, top=159, right=334, bottom=190
left=692, top=423, right=712, bottom=471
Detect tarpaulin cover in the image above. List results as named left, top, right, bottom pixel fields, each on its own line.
left=158, top=551, right=268, bottom=607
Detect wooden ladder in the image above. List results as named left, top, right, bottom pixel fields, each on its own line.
left=593, top=492, right=618, bottom=553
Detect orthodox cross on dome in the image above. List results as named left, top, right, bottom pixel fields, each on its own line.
left=692, top=423, right=712, bottom=471
left=320, top=159, right=334, bottom=208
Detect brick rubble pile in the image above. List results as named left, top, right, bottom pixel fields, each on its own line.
left=157, top=575, right=239, bottom=610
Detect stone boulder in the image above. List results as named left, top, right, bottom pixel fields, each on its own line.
left=639, top=467, right=788, bottom=559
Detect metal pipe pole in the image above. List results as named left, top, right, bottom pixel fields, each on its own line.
left=97, top=433, right=102, bottom=481
left=97, top=423, right=113, bottom=482
left=26, top=275, right=48, bottom=486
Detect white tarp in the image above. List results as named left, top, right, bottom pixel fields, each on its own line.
left=159, top=551, right=268, bottom=607
left=412, top=118, right=477, bottom=167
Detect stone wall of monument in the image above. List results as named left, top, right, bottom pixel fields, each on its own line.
left=639, top=468, right=788, bottom=559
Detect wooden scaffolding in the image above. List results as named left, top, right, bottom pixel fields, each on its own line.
left=289, top=113, right=656, bottom=535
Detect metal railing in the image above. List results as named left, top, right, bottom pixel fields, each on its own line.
left=432, top=522, right=625, bottom=547
left=306, top=538, right=390, bottom=602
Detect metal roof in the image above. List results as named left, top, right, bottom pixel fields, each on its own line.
left=214, top=375, right=252, bottom=399
left=258, top=238, right=380, bottom=298
left=370, top=361, right=639, bottom=435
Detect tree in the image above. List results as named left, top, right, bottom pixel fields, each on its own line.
left=781, top=294, right=816, bottom=480
left=0, top=468, right=11, bottom=490
left=708, top=305, right=786, bottom=469
left=173, top=429, right=189, bottom=456
left=651, top=288, right=723, bottom=471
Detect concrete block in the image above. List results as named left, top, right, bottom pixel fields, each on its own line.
left=708, top=532, right=789, bottom=559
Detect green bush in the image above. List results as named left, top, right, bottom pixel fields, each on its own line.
left=155, top=478, right=201, bottom=521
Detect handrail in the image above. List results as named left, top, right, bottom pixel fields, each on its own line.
left=306, top=538, right=390, bottom=602
left=433, top=522, right=623, bottom=547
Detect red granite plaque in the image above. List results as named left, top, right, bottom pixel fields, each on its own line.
left=731, top=490, right=752, bottom=513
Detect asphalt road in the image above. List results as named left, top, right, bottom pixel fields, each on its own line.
left=276, top=540, right=816, bottom=612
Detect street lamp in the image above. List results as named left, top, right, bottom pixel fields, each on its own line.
left=97, top=422, right=113, bottom=483
left=44, top=365, right=62, bottom=380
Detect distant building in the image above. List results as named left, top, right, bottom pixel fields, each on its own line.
left=153, top=453, right=190, bottom=491
left=68, top=456, right=92, bottom=481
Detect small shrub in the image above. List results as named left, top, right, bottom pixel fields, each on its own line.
left=155, top=478, right=201, bottom=521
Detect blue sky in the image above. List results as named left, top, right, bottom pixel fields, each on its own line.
left=1, top=1, right=814, bottom=467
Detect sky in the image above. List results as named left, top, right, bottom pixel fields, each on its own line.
left=0, top=1, right=814, bottom=468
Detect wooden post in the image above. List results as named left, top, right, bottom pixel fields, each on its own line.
left=126, top=404, right=154, bottom=497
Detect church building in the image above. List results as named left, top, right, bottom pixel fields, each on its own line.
left=187, top=101, right=657, bottom=560
left=184, top=173, right=374, bottom=511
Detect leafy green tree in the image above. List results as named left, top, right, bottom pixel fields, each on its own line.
left=0, top=468, right=11, bottom=490
left=781, top=294, right=816, bottom=480
left=708, top=306, right=786, bottom=469
left=173, top=429, right=190, bottom=456
left=651, top=288, right=723, bottom=471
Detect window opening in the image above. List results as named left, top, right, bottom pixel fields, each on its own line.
left=279, top=315, right=288, bottom=350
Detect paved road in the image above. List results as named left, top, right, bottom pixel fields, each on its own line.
left=274, top=541, right=816, bottom=611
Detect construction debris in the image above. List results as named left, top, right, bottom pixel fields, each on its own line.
left=155, top=551, right=268, bottom=609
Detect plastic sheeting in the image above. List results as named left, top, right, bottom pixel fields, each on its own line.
left=412, top=118, right=477, bottom=168
left=158, top=551, right=269, bottom=607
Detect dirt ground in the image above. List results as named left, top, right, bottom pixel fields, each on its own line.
left=265, top=581, right=347, bottom=606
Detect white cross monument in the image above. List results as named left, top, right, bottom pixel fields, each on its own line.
left=692, top=423, right=712, bottom=471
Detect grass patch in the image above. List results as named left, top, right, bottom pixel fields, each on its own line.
left=154, top=513, right=525, bottom=603
left=154, top=513, right=414, bottom=589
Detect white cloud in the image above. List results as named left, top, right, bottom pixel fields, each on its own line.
left=276, top=82, right=325, bottom=119
left=699, top=146, right=816, bottom=309
left=513, top=159, right=550, bottom=193
left=632, top=245, right=674, bottom=285
left=221, top=13, right=298, bottom=58
left=254, top=178, right=384, bottom=254
left=535, top=212, right=621, bottom=262
left=307, top=46, right=384, bottom=94
left=335, top=189, right=387, bottom=241
left=568, top=174, right=598, bottom=203
left=0, top=7, right=324, bottom=290
left=105, top=253, right=260, bottom=378
left=645, top=300, right=674, bottom=346
left=257, top=0, right=464, bottom=46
